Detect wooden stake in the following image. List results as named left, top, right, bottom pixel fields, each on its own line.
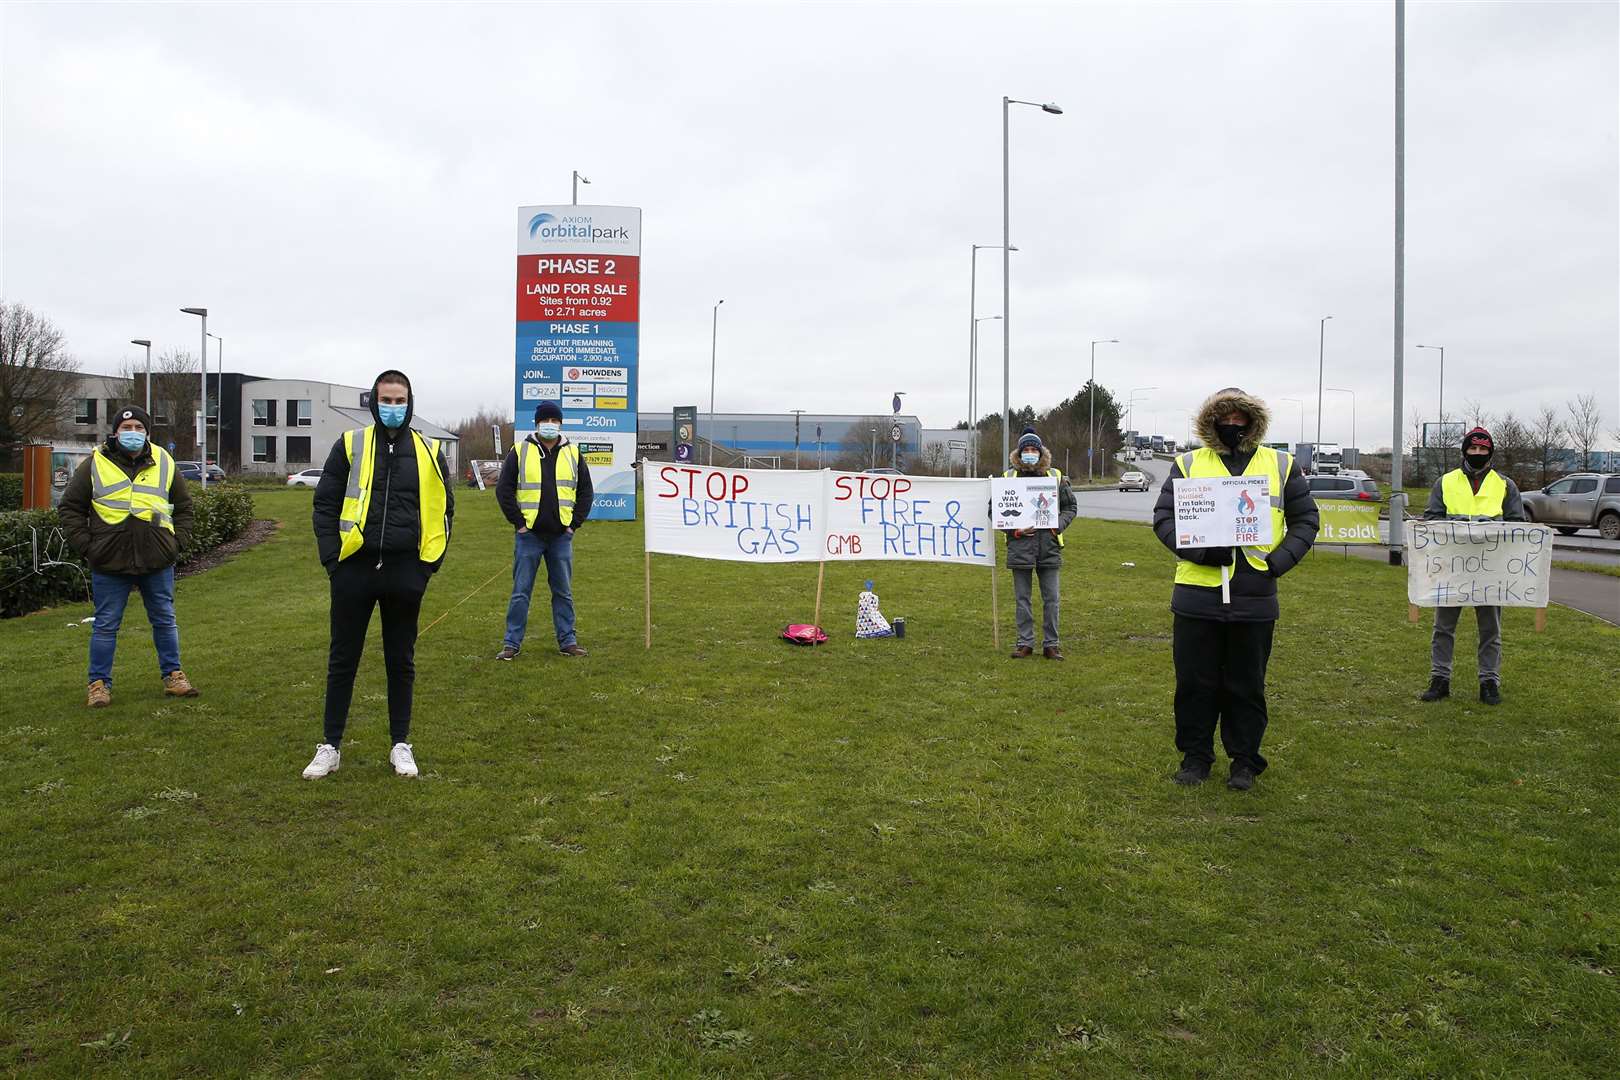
left=813, top=561, right=826, bottom=628
left=990, top=557, right=1000, bottom=649
left=1535, top=607, right=1547, bottom=633
left=1408, top=604, right=1421, bottom=624
left=643, top=551, right=652, bottom=649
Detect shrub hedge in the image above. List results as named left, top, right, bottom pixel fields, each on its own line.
left=0, top=483, right=256, bottom=618
left=0, top=473, right=21, bottom=512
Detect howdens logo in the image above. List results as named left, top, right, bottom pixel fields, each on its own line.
left=528, top=212, right=630, bottom=243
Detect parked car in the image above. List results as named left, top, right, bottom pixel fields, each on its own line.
left=176, top=461, right=226, bottom=482
left=1306, top=473, right=1380, bottom=501
left=1118, top=470, right=1150, bottom=493
left=1520, top=473, right=1620, bottom=539
left=286, top=468, right=324, bottom=488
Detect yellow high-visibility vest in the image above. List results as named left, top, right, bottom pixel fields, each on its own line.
left=1440, top=468, right=1506, bottom=518
left=1173, top=446, right=1288, bottom=587
left=1003, top=466, right=1065, bottom=546
left=517, top=439, right=581, bottom=529
left=90, top=445, right=175, bottom=533
left=337, top=426, right=448, bottom=562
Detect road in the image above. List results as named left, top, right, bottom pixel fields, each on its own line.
left=1076, top=456, right=1619, bottom=625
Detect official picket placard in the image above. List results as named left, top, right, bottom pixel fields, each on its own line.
left=514, top=204, right=641, bottom=519
left=1172, top=475, right=1275, bottom=548
left=1405, top=521, right=1552, bottom=607
left=824, top=472, right=991, bottom=566
left=1316, top=500, right=1382, bottom=544
left=989, top=476, right=1059, bottom=532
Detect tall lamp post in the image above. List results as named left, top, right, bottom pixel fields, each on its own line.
left=207, top=332, right=223, bottom=469
left=971, top=314, right=1002, bottom=474
left=1088, top=338, right=1118, bottom=482
left=181, top=308, right=208, bottom=489
left=130, top=339, right=152, bottom=416
left=790, top=409, right=805, bottom=469
left=1126, top=386, right=1156, bottom=444
left=572, top=171, right=591, bottom=204
left=1315, top=314, right=1333, bottom=445
left=707, top=299, right=724, bottom=464
left=1416, top=343, right=1445, bottom=475
left=1280, top=397, right=1306, bottom=447
left=1326, top=387, right=1357, bottom=459
left=1001, top=95, right=1063, bottom=466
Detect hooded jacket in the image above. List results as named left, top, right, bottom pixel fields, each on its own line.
left=1151, top=387, right=1319, bottom=622
left=311, top=370, right=454, bottom=572
left=1003, top=444, right=1077, bottom=570
left=59, top=428, right=195, bottom=576
left=495, top=432, right=595, bottom=534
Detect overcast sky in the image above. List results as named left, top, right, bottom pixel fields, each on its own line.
left=4, top=1, right=1616, bottom=450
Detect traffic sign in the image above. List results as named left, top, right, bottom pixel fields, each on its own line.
left=890, top=424, right=902, bottom=443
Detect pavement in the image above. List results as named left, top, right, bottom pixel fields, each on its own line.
left=1074, top=456, right=1620, bottom=626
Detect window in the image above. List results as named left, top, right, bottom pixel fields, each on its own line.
left=1568, top=478, right=1598, bottom=494
left=252, top=436, right=277, bottom=463
left=251, top=399, right=277, bottom=426
left=1543, top=479, right=1573, bottom=495
left=286, top=436, right=311, bottom=464
left=105, top=399, right=120, bottom=423
left=1605, top=477, right=1620, bottom=494
left=287, top=399, right=312, bottom=427
left=75, top=398, right=96, bottom=425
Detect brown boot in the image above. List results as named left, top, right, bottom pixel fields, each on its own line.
left=163, top=670, right=200, bottom=697
left=1043, top=646, right=1065, bottom=661
left=1010, top=645, right=1034, bottom=659
left=87, top=680, right=111, bottom=708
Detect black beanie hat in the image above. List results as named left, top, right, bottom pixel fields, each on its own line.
left=112, top=404, right=154, bottom=431
left=534, top=400, right=564, bottom=423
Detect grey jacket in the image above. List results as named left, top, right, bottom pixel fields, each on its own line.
left=1003, top=446, right=1077, bottom=570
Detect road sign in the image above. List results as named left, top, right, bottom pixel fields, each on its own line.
left=890, top=424, right=902, bottom=443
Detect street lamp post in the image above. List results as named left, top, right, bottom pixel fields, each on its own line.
left=1280, top=397, right=1306, bottom=447
left=1315, top=315, right=1333, bottom=446
left=971, top=314, right=1001, bottom=474
left=1126, top=386, right=1156, bottom=444
left=181, top=308, right=207, bottom=489
left=1088, top=338, right=1118, bottom=482
left=1326, top=387, right=1357, bottom=459
left=208, top=332, right=223, bottom=470
left=1001, top=95, right=1063, bottom=467
left=708, top=300, right=724, bottom=464
left=890, top=392, right=906, bottom=470
left=572, top=171, right=591, bottom=204
left=130, top=339, right=152, bottom=416
left=870, top=429, right=877, bottom=471
left=790, top=409, right=805, bottom=469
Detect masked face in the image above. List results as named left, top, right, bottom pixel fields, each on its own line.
left=117, top=431, right=147, bottom=454
left=1020, top=450, right=1039, bottom=466
left=377, top=403, right=408, bottom=429
left=1464, top=451, right=1491, bottom=472
left=537, top=422, right=562, bottom=440
left=1215, top=422, right=1249, bottom=450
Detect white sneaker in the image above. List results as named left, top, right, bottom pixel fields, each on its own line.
left=303, top=743, right=340, bottom=780
left=389, top=742, right=419, bottom=778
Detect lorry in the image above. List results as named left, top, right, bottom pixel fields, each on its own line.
left=1149, top=435, right=1166, bottom=454
left=1520, top=473, right=1620, bottom=539
left=1311, top=443, right=1343, bottom=475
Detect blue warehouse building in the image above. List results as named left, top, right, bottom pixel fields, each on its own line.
left=635, top=411, right=924, bottom=468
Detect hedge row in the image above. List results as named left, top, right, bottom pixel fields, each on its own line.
left=0, top=484, right=256, bottom=618
left=0, top=473, right=21, bottom=512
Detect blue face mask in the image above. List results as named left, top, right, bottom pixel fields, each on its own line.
left=537, top=422, right=561, bottom=440
left=377, top=403, right=407, bottom=429
left=1020, top=451, right=1039, bottom=465
left=117, top=431, right=147, bottom=454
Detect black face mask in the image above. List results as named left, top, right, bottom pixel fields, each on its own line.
left=1464, top=452, right=1492, bottom=472
left=1215, top=423, right=1249, bottom=450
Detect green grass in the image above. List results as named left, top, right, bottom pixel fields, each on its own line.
left=1554, top=559, right=1620, bottom=579
left=2, top=488, right=1617, bottom=1077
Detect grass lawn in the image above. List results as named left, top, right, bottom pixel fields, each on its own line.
left=2, top=488, right=1616, bottom=1077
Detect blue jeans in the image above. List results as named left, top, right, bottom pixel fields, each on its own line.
left=503, top=530, right=576, bottom=650
left=88, top=566, right=181, bottom=686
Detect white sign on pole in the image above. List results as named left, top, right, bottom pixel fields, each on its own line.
left=1405, top=521, right=1552, bottom=607
left=990, top=476, right=1060, bottom=531
left=1171, top=475, right=1275, bottom=548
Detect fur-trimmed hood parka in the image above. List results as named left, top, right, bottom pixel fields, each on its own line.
left=1007, top=443, right=1055, bottom=475
left=1193, top=387, right=1271, bottom=455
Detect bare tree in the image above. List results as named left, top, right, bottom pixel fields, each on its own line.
left=1490, top=411, right=1535, bottom=490
left=838, top=415, right=894, bottom=471
left=1529, top=404, right=1566, bottom=488
left=1565, top=393, right=1603, bottom=471
left=0, top=300, right=81, bottom=464
left=451, top=407, right=516, bottom=464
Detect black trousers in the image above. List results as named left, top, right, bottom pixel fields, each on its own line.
left=323, top=554, right=429, bottom=747
left=1172, top=614, right=1275, bottom=773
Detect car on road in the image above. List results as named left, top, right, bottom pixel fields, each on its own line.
left=1521, top=473, right=1620, bottom=539
left=1306, top=473, right=1380, bottom=501
left=177, top=461, right=226, bottom=483
left=286, top=468, right=324, bottom=488
left=1118, top=470, right=1150, bottom=492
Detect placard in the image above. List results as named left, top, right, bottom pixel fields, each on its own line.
left=989, top=476, right=1059, bottom=532
left=1316, top=500, right=1382, bottom=544
left=1172, top=475, right=1275, bottom=548
left=1406, top=521, right=1552, bottom=607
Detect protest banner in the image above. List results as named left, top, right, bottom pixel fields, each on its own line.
left=1405, top=520, right=1552, bottom=630
left=824, top=472, right=992, bottom=566
left=989, top=476, right=1059, bottom=531
left=1172, top=475, right=1276, bottom=603
left=1316, top=500, right=1382, bottom=544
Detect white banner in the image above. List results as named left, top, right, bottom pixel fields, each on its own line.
left=1172, top=475, right=1275, bottom=548
left=644, top=464, right=993, bottom=566
left=1406, top=521, right=1552, bottom=608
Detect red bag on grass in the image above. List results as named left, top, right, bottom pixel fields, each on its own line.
left=780, top=624, right=828, bottom=646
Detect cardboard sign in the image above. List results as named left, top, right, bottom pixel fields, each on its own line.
left=1316, top=500, right=1382, bottom=544
left=1172, top=475, right=1275, bottom=548
left=990, top=476, right=1060, bottom=532
left=1406, top=521, right=1552, bottom=608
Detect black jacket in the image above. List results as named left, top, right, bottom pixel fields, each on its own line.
left=59, top=438, right=194, bottom=576
left=1151, top=388, right=1319, bottom=623
left=311, top=374, right=454, bottom=572
left=495, top=434, right=594, bottom=534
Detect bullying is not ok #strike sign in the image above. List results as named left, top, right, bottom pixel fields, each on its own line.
left=645, top=464, right=993, bottom=566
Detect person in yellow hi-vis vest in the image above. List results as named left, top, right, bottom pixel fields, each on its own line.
left=304, top=371, right=454, bottom=781
left=1419, top=426, right=1525, bottom=707
left=1152, top=388, right=1318, bottom=791
left=494, top=399, right=594, bottom=660
left=58, top=404, right=198, bottom=707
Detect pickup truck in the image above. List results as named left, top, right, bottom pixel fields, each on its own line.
left=1520, top=473, right=1620, bottom=539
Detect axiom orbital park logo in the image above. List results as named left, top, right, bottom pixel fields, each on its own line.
left=528, top=212, right=630, bottom=243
